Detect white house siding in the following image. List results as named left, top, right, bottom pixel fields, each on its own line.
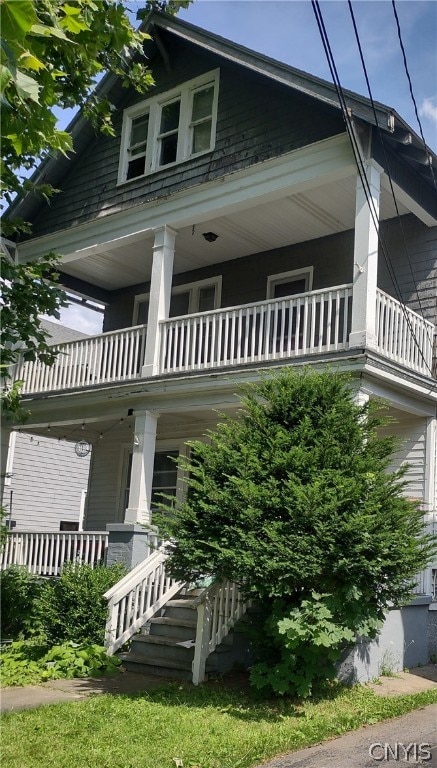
left=380, top=410, right=427, bottom=503
left=3, top=433, right=90, bottom=531
left=84, top=429, right=129, bottom=531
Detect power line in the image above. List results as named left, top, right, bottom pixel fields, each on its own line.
left=311, top=0, right=434, bottom=379
left=391, top=0, right=437, bottom=190
left=347, top=0, right=432, bottom=341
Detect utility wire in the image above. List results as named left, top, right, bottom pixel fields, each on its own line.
left=347, top=0, right=433, bottom=342
left=391, top=0, right=437, bottom=190
left=311, top=0, right=434, bottom=378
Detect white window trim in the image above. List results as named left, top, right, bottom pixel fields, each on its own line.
left=118, top=69, right=220, bottom=185
left=266, top=267, right=314, bottom=299
left=117, top=441, right=187, bottom=521
left=133, top=275, right=222, bottom=325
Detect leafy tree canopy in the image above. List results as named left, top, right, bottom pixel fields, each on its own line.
left=0, top=0, right=189, bottom=414
left=1, top=0, right=188, bottom=222
left=162, top=368, right=435, bottom=696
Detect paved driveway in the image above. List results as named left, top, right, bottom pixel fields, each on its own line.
left=254, top=704, right=436, bottom=768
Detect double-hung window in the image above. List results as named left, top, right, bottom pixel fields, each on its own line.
left=118, top=70, right=219, bottom=183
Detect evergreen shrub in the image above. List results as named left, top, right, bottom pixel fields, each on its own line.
left=36, top=562, right=126, bottom=645
left=160, top=368, right=435, bottom=696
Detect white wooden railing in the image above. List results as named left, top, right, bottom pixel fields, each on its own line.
left=160, top=285, right=353, bottom=374
left=12, top=287, right=434, bottom=396
left=376, top=289, right=434, bottom=377
left=14, top=324, right=147, bottom=394
left=0, top=531, right=108, bottom=576
left=192, top=580, right=249, bottom=685
left=103, top=544, right=182, bottom=655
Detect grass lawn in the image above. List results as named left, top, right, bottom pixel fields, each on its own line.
left=1, top=679, right=436, bottom=768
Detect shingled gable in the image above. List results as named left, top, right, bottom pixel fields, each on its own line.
left=10, top=10, right=436, bottom=236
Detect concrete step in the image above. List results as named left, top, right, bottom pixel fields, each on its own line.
left=164, top=601, right=197, bottom=622
left=165, top=598, right=198, bottom=608
left=119, top=652, right=193, bottom=681
left=149, top=616, right=197, bottom=641
left=130, top=633, right=195, bottom=662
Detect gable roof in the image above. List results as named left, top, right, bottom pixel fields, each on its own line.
left=41, top=318, right=88, bottom=345
left=9, top=10, right=436, bottom=225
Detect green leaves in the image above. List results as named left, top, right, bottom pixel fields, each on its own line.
left=0, top=1, right=38, bottom=43
left=164, top=368, right=436, bottom=696
left=1, top=0, right=187, bottom=226
left=0, top=640, right=121, bottom=686
left=0, top=250, right=69, bottom=408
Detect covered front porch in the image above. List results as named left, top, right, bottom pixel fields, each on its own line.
left=14, top=135, right=437, bottom=396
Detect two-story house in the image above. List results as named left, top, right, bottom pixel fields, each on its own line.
left=3, top=12, right=436, bottom=681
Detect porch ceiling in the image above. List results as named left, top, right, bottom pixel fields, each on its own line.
left=60, top=174, right=408, bottom=292
left=16, top=408, right=233, bottom=443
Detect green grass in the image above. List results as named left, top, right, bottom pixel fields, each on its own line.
left=1, top=680, right=436, bottom=768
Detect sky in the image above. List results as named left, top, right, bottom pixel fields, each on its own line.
left=51, top=0, right=437, bottom=334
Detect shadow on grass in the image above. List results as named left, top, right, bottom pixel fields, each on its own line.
left=49, top=669, right=350, bottom=723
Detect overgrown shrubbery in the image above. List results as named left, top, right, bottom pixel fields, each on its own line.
left=36, top=563, right=126, bottom=645
left=1, top=563, right=125, bottom=645
left=0, top=562, right=126, bottom=685
left=161, top=368, right=436, bottom=697
left=0, top=566, right=45, bottom=639
left=0, top=640, right=120, bottom=687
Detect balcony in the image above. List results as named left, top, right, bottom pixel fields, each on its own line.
left=14, top=285, right=434, bottom=396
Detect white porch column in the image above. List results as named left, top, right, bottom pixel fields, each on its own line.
left=1, top=425, right=13, bottom=501
left=142, top=225, right=177, bottom=377
left=349, top=160, right=382, bottom=350
left=124, top=410, right=158, bottom=525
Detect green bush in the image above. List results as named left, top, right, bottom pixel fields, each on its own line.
left=0, top=640, right=121, bottom=687
left=36, top=563, right=126, bottom=645
left=0, top=566, right=45, bottom=639
left=162, top=368, right=436, bottom=696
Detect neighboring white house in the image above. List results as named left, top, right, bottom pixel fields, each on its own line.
left=3, top=11, right=436, bottom=679
left=2, top=320, right=91, bottom=531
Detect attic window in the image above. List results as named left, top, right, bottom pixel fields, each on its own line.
left=118, top=69, right=219, bottom=184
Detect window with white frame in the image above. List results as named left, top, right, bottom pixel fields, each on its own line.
left=118, top=70, right=220, bottom=183
left=120, top=446, right=186, bottom=520
left=267, top=268, right=313, bottom=299
left=133, top=276, right=222, bottom=326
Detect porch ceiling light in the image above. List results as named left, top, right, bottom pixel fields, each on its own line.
left=202, top=231, right=218, bottom=242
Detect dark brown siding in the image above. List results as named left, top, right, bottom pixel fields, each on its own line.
left=30, top=37, right=344, bottom=238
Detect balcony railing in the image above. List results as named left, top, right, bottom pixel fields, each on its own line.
left=0, top=531, right=108, bottom=576
left=11, top=286, right=435, bottom=395
left=376, top=289, right=434, bottom=377
left=15, top=324, right=147, bottom=395
left=160, top=285, right=353, bottom=374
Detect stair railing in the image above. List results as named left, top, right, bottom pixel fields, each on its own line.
left=192, top=579, right=249, bottom=685
left=103, top=544, right=183, bottom=655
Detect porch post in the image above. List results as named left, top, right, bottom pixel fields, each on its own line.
left=142, top=225, right=177, bottom=377
left=0, top=426, right=13, bottom=500
left=349, top=160, right=382, bottom=350
left=124, top=410, right=158, bottom=525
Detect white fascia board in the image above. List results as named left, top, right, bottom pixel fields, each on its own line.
left=390, top=180, right=437, bottom=227
left=362, top=362, right=437, bottom=412
left=17, top=134, right=354, bottom=264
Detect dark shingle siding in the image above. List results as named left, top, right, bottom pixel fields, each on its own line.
left=103, top=227, right=354, bottom=332
left=102, top=215, right=436, bottom=333
left=30, top=40, right=344, bottom=238
left=378, top=215, right=437, bottom=326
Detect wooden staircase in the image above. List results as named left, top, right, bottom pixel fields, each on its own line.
left=104, top=545, right=251, bottom=684
left=120, top=589, right=236, bottom=681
